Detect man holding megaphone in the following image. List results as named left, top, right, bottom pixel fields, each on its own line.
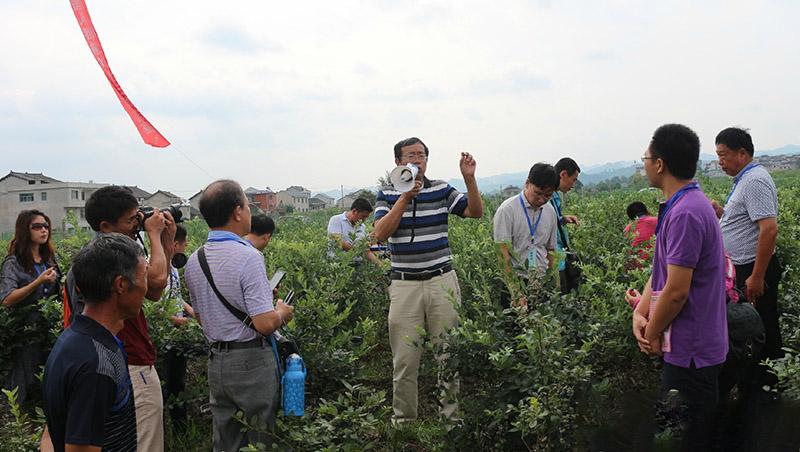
left=374, top=137, right=484, bottom=425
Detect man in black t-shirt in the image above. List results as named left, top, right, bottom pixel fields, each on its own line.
left=43, top=233, right=148, bottom=451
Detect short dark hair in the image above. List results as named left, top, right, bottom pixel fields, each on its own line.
left=715, top=127, right=754, bottom=157
left=174, top=224, right=187, bottom=243
left=393, top=137, right=429, bottom=160
left=649, top=124, right=700, bottom=180
left=350, top=198, right=373, bottom=213
left=250, top=214, right=275, bottom=236
left=555, top=157, right=581, bottom=177
left=527, top=163, right=559, bottom=190
left=85, top=186, right=139, bottom=231
left=72, top=233, right=144, bottom=303
left=199, top=180, right=246, bottom=228
left=626, top=201, right=650, bottom=220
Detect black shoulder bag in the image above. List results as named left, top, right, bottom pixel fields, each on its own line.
left=197, top=247, right=299, bottom=367
left=556, top=218, right=582, bottom=293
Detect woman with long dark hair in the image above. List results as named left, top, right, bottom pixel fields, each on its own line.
left=1, top=209, right=60, bottom=406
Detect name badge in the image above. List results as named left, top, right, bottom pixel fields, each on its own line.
left=527, top=242, right=538, bottom=269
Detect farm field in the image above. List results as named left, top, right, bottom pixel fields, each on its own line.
left=2, top=172, right=799, bottom=451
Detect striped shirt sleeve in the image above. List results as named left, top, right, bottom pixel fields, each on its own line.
left=446, top=185, right=468, bottom=217
left=375, top=190, right=390, bottom=221
left=239, top=252, right=274, bottom=317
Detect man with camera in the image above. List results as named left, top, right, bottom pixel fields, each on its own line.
left=184, top=180, right=294, bottom=451
left=374, top=137, right=483, bottom=425
left=64, top=185, right=176, bottom=452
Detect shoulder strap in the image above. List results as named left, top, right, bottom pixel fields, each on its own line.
left=197, top=246, right=256, bottom=331
left=555, top=217, right=571, bottom=251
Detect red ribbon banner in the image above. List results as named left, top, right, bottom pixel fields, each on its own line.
left=70, top=0, right=170, bottom=148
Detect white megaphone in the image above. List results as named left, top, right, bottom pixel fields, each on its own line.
left=389, top=163, right=419, bottom=192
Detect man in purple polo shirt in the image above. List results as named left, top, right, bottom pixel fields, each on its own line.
left=629, top=124, right=727, bottom=450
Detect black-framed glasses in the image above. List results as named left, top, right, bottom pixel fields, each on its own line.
left=31, top=222, right=50, bottom=231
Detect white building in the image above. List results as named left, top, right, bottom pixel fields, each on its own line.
left=0, top=172, right=107, bottom=234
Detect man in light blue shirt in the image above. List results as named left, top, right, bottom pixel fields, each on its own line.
left=550, top=157, right=581, bottom=294
left=327, top=198, right=379, bottom=265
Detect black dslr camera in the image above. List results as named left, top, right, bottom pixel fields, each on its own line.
left=138, top=203, right=184, bottom=225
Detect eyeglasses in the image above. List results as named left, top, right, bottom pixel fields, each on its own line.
left=640, top=156, right=658, bottom=162
left=31, top=222, right=50, bottom=231
left=401, top=152, right=427, bottom=161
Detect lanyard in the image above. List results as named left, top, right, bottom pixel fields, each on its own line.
left=519, top=192, right=543, bottom=239
left=34, top=263, right=47, bottom=276
left=725, top=162, right=760, bottom=206
left=656, top=182, right=700, bottom=235
left=207, top=231, right=253, bottom=248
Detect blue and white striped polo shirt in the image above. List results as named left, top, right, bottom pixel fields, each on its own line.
left=375, top=178, right=469, bottom=273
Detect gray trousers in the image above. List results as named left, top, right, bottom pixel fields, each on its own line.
left=208, top=343, right=280, bottom=452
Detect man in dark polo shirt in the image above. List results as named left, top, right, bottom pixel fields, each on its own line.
left=44, top=233, right=147, bottom=451
left=64, top=186, right=175, bottom=452
left=374, top=137, right=484, bottom=424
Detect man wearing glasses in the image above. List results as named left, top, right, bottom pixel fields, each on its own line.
left=493, top=163, right=560, bottom=308
left=374, top=137, right=484, bottom=425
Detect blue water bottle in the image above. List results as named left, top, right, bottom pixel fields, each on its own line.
left=282, top=354, right=306, bottom=416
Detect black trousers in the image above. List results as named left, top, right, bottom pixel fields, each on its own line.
left=734, top=254, right=783, bottom=386
left=661, top=361, right=722, bottom=451
left=161, top=349, right=188, bottom=432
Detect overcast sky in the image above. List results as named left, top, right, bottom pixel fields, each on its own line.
left=1, top=0, right=798, bottom=196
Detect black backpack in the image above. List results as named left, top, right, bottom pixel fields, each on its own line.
left=725, top=298, right=765, bottom=369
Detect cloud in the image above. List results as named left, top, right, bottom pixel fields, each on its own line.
left=201, top=25, right=282, bottom=54
left=584, top=50, right=617, bottom=62
left=468, top=68, right=552, bottom=96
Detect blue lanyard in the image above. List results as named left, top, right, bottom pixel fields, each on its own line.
left=656, top=182, right=700, bottom=235
left=207, top=231, right=253, bottom=248
left=725, top=162, right=760, bottom=206
left=34, top=263, right=47, bottom=276
left=519, top=192, right=543, bottom=239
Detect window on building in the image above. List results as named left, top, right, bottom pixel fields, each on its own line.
left=28, top=180, right=36, bottom=185
left=19, top=193, right=34, bottom=202
left=41, top=192, right=47, bottom=201
left=71, top=190, right=79, bottom=200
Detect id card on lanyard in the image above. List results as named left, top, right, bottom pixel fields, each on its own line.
left=519, top=193, right=543, bottom=269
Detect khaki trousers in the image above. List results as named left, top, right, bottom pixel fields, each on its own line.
left=130, top=364, right=165, bottom=452
left=388, top=270, right=461, bottom=422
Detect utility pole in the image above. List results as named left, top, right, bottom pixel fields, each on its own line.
left=341, top=184, right=344, bottom=208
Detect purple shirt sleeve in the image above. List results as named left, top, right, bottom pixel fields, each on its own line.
left=664, top=211, right=703, bottom=269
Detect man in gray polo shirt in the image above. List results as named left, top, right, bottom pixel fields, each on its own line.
left=184, top=180, right=294, bottom=452
left=493, top=163, right=559, bottom=308
left=713, top=128, right=782, bottom=377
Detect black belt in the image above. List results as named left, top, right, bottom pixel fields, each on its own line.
left=210, top=337, right=266, bottom=352
left=390, top=265, right=452, bottom=281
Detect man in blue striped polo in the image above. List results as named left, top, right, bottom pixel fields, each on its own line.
left=374, top=137, right=484, bottom=424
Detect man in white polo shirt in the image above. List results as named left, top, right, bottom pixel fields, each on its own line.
left=493, top=163, right=560, bottom=308
left=327, top=198, right=379, bottom=265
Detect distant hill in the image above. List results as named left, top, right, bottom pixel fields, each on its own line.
left=446, top=144, right=799, bottom=191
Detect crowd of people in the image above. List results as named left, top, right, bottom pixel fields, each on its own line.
left=0, top=126, right=787, bottom=451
